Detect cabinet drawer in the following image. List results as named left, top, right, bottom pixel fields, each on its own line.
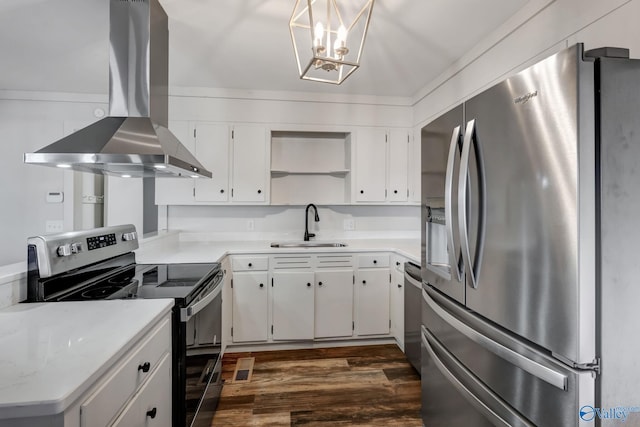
left=272, top=255, right=312, bottom=269
left=80, top=317, right=171, bottom=427
left=111, top=352, right=172, bottom=427
left=358, top=254, right=389, bottom=268
left=316, top=254, right=354, bottom=269
left=232, top=256, right=269, bottom=271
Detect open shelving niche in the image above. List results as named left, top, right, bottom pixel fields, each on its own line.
left=270, top=131, right=352, bottom=205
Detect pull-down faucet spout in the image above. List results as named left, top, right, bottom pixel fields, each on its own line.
left=304, top=204, right=320, bottom=241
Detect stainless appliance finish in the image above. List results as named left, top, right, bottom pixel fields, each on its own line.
left=23, top=0, right=211, bottom=179
left=26, top=224, right=223, bottom=427
left=421, top=44, right=640, bottom=426
left=403, top=261, right=422, bottom=373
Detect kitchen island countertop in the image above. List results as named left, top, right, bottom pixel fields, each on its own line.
left=0, top=299, right=173, bottom=420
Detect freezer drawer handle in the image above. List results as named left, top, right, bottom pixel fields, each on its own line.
left=422, top=329, right=534, bottom=427
left=423, top=289, right=568, bottom=391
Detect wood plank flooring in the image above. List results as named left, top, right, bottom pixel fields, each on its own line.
left=212, top=344, right=422, bottom=426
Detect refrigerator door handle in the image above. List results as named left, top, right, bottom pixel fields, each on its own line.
left=458, top=118, right=486, bottom=289
left=444, top=125, right=463, bottom=282
left=423, top=289, right=568, bottom=390
left=421, top=328, right=535, bottom=427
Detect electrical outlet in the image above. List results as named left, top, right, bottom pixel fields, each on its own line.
left=247, top=219, right=255, bottom=231
left=46, top=220, right=64, bottom=233
left=343, top=219, right=355, bottom=231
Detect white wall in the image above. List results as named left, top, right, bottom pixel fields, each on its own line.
left=412, top=0, right=640, bottom=127
left=0, top=92, right=107, bottom=265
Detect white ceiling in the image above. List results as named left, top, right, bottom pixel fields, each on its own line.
left=0, top=0, right=529, bottom=98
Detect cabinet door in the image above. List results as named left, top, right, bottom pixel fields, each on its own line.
left=194, top=123, right=230, bottom=202
left=232, top=272, right=269, bottom=342
left=155, top=121, right=195, bottom=205
left=111, top=353, right=172, bottom=427
left=388, top=129, right=409, bottom=202
left=272, top=271, right=315, bottom=340
left=355, top=128, right=387, bottom=202
left=390, top=264, right=405, bottom=348
left=408, top=128, right=421, bottom=203
left=231, top=125, right=268, bottom=202
left=315, top=270, right=354, bottom=339
left=354, top=269, right=390, bottom=335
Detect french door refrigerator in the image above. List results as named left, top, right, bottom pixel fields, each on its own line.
left=420, top=43, right=640, bottom=426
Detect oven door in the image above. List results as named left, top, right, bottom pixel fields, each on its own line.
left=181, top=272, right=223, bottom=427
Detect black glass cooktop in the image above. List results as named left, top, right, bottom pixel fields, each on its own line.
left=55, top=262, right=220, bottom=304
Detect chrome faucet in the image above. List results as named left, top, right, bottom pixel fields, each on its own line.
left=304, top=204, right=320, bottom=241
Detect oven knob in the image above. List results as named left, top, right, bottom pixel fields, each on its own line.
left=122, top=232, right=137, bottom=242
left=57, top=244, right=72, bottom=257
left=70, top=242, right=83, bottom=254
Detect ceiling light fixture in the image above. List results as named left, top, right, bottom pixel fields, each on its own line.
left=289, top=0, right=374, bottom=85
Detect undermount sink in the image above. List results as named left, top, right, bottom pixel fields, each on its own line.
left=270, top=242, right=348, bottom=248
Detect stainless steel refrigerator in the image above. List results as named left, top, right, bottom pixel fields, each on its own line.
left=420, top=44, right=640, bottom=426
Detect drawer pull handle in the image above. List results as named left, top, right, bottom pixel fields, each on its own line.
left=138, top=362, right=151, bottom=373
left=146, top=408, right=157, bottom=419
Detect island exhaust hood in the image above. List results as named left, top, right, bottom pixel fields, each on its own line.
left=24, top=0, right=212, bottom=179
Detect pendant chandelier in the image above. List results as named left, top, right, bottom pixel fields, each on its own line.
left=289, top=0, right=375, bottom=85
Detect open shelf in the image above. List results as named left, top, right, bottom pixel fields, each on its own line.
left=270, top=130, right=352, bottom=205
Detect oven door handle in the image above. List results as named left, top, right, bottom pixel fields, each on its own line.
left=180, top=278, right=222, bottom=322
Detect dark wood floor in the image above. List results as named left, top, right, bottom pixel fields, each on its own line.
left=212, top=344, right=422, bottom=426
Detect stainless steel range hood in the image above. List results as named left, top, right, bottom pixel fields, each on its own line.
left=24, top=0, right=211, bottom=179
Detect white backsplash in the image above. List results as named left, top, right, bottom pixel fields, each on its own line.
left=165, top=205, right=420, bottom=240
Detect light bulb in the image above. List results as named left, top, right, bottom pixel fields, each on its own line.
left=337, top=25, right=347, bottom=46
left=314, top=22, right=324, bottom=46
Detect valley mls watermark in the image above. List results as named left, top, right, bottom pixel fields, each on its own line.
left=579, top=405, right=640, bottom=422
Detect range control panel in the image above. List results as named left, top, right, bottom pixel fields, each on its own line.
left=87, top=233, right=117, bottom=251
left=27, top=224, right=139, bottom=278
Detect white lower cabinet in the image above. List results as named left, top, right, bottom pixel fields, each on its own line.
left=232, top=271, right=269, bottom=342
left=354, top=269, right=390, bottom=336
left=390, top=256, right=407, bottom=349
left=110, top=353, right=172, bottom=427
left=272, top=271, right=315, bottom=340
left=314, top=270, right=354, bottom=339
left=77, top=314, right=172, bottom=427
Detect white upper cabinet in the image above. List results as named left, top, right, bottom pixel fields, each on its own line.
left=387, top=128, right=409, bottom=202
left=194, top=123, right=230, bottom=202
left=354, top=128, right=387, bottom=202
left=231, top=125, right=269, bottom=203
left=354, top=128, right=410, bottom=204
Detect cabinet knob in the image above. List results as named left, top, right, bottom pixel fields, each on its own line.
left=259, top=283, right=264, bottom=288
left=307, top=283, right=311, bottom=287
left=398, top=284, right=402, bottom=288
left=146, top=408, right=157, bottom=419
left=138, top=362, right=151, bottom=373
left=257, top=189, right=262, bottom=194
left=396, top=261, right=400, bottom=266
left=220, top=189, right=225, bottom=193
left=248, top=263, right=252, bottom=267
left=362, top=280, right=366, bottom=284
left=373, top=260, right=377, bottom=264
left=360, top=190, right=364, bottom=194
left=318, top=281, right=323, bottom=286
left=394, top=190, right=398, bottom=194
